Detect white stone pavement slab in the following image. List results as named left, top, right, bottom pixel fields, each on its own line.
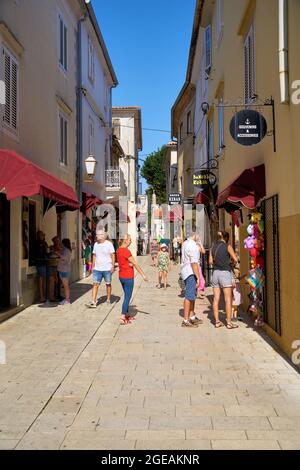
left=0, top=256, right=299, bottom=450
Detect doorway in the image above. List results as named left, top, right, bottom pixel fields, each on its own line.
left=0, top=194, right=10, bottom=309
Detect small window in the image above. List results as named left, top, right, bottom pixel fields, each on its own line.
left=113, top=118, right=121, bottom=140
left=187, top=111, right=192, bottom=135
left=59, top=113, right=68, bottom=165
left=179, top=122, right=183, bottom=144
left=216, top=0, right=224, bottom=46
left=88, top=36, right=95, bottom=83
left=208, top=121, right=214, bottom=160
left=28, top=200, right=36, bottom=267
left=3, top=47, right=18, bottom=132
left=218, top=97, right=225, bottom=154
left=59, top=15, right=68, bottom=71
left=205, top=25, right=212, bottom=76
left=244, top=24, right=256, bottom=103
left=88, top=116, right=95, bottom=155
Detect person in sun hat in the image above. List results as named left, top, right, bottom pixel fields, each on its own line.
left=156, top=243, right=171, bottom=290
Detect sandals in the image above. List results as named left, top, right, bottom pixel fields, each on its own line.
left=215, top=321, right=223, bottom=328
left=119, top=317, right=130, bottom=325
left=226, top=323, right=239, bottom=329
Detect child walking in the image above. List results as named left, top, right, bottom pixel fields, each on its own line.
left=157, top=244, right=171, bottom=290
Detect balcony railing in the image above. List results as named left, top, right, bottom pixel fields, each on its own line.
left=105, top=167, right=121, bottom=189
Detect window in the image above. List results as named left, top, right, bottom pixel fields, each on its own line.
left=244, top=24, right=256, bottom=102
left=205, top=25, right=212, bottom=76
left=3, top=47, right=18, bottom=132
left=218, top=97, right=225, bottom=154
left=187, top=111, right=192, bottom=134
left=59, top=15, right=68, bottom=71
left=59, top=113, right=68, bottom=165
left=216, top=0, right=224, bottom=46
left=179, top=122, right=183, bottom=144
left=28, top=201, right=36, bottom=267
left=88, top=116, right=95, bottom=155
left=208, top=121, right=214, bottom=161
left=112, top=118, right=121, bottom=140
left=88, top=36, right=95, bottom=83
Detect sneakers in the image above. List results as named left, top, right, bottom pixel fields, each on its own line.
left=59, top=299, right=70, bottom=305
left=181, top=320, right=199, bottom=328
left=189, top=316, right=203, bottom=325
left=86, top=301, right=97, bottom=308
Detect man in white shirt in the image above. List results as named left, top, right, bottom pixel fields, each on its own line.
left=180, top=233, right=202, bottom=328
left=86, top=230, right=115, bottom=308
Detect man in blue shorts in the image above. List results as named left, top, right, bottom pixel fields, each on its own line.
left=180, top=233, right=202, bottom=328
left=86, top=230, right=115, bottom=308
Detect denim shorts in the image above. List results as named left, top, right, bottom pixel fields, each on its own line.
left=184, top=275, right=197, bottom=301
left=36, top=265, right=47, bottom=278
left=59, top=272, right=70, bottom=279
left=93, top=270, right=112, bottom=285
left=212, top=270, right=233, bottom=289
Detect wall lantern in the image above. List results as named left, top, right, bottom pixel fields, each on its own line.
left=85, top=154, right=97, bottom=180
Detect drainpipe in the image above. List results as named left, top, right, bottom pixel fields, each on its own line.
left=76, top=15, right=86, bottom=279
left=279, top=0, right=289, bottom=103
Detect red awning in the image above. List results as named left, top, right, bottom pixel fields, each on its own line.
left=194, top=190, right=210, bottom=206
left=216, top=164, right=266, bottom=211
left=81, top=192, right=103, bottom=214
left=168, top=205, right=183, bottom=222
left=0, top=149, right=80, bottom=210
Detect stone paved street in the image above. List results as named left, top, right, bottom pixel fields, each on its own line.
left=0, top=257, right=300, bottom=450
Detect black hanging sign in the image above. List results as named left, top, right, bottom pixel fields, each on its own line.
left=168, top=193, right=182, bottom=205
left=193, top=170, right=217, bottom=189
left=230, top=109, right=267, bottom=146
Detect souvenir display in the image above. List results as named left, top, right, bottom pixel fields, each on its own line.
left=244, top=211, right=265, bottom=326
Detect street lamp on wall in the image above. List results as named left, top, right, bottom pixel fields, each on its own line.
left=84, top=154, right=97, bottom=182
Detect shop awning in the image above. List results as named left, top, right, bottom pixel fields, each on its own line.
left=168, top=205, right=183, bottom=222
left=81, top=192, right=103, bottom=214
left=194, top=190, right=210, bottom=206
left=216, top=164, right=266, bottom=212
left=0, top=149, right=80, bottom=210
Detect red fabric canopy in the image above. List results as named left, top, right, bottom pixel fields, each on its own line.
left=168, top=205, right=183, bottom=222
left=81, top=192, right=103, bottom=214
left=0, top=149, right=80, bottom=210
left=216, top=164, right=266, bottom=211
left=194, top=190, right=210, bottom=206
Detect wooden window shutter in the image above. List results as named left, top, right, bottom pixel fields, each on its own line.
left=4, top=50, right=11, bottom=125
left=3, top=48, right=18, bottom=129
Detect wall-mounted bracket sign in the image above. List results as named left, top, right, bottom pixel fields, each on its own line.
left=168, top=193, right=182, bottom=205
left=193, top=170, right=217, bottom=189
left=230, top=109, right=267, bottom=146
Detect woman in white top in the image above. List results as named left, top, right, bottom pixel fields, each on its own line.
left=57, top=239, right=72, bottom=305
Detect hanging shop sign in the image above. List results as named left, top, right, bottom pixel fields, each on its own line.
left=193, top=170, right=217, bottom=189
left=168, top=193, right=182, bottom=206
left=230, top=109, right=267, bottom=146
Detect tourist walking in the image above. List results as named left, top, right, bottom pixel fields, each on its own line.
left=150, top=239, right=159, bottom=267
left=209, top=231, right=239, bottom=329
left=156, top=243, right=171, bottom=290
left=197, top=240, right=206, bottom=299
left=48, top=236, right=61, bottom=302
left=117, top=235, right=148, bottom=325
left=180, top=233, right=203, bottom=328
left=57, top=239, right=72, bottom=305
left=34, top=231, right=48, bottom=303
left=86, top=230, right=115, bottom=308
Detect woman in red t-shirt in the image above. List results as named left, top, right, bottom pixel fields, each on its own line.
left=117, top=235, right=148, bottom=324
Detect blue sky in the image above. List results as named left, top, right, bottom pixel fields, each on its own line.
left=93, top=0, right=196, bottom=192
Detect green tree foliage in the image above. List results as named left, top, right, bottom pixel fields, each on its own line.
left=141, top=146, right=167, bottom=205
